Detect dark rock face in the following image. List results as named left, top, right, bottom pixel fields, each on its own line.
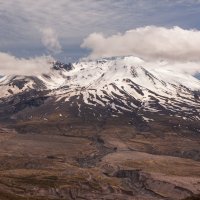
left=53, top=61, right=74, bottom=71
left=0, top=90, right=49, bottom=121
left=194, top=91, right=200, bottom=100
left=114, top=169, right=141, bottom=180
left=13, top=96, right=49, bottom=112
left=9, top=77, right=28, bottom=89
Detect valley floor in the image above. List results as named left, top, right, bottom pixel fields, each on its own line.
left=0, top=122, right=200, bottom=200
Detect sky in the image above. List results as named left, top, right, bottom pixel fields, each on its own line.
left=0, top=0, right=200, bottom=75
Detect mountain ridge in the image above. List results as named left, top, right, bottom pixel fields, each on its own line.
left=0, top=57, right=200, bottom=120
left=0, top=57, right=200, bottom=200
left=0, top=56, right=200, bottom=125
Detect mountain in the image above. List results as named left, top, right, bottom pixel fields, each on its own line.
left=0, top=57, right=200, bottom=200
left=0, top=56, right=200, bottom=131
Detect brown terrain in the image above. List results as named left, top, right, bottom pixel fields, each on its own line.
left=0, top=115, right=200, bottom=200
left=0, top=43, right=200, bottom=200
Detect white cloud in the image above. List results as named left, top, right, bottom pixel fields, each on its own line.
left=1, top=0, right=200, bottom=57
left=81, top=26, right=200, bottom=62
left=0, top=52, right=53, bottom=75
left=81, top=26, right=200, bottom=74
left=136, top=59, right=200, bottom=75
left=41, top=28, right=62, bottom=54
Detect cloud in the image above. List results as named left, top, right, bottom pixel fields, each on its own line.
left=1, top=0, right=200, bottom=60
left=81, top=26, right=200, bottom=75
left=137, top=59, right=200, bottom=75
left=0, top=52, right=53, bottom=75
left=41, top=28, right=62, bottom=54
left=81, top=26, right=200, bottom=63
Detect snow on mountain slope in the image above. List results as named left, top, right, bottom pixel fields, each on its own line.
left=0, top=75, right=44, bottom=98
left=54, top=56, right=200, bottom=94
left=0, top=57, right=200, bottom=122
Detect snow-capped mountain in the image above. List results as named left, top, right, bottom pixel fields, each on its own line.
left=0, top=56, right=200, bottom=129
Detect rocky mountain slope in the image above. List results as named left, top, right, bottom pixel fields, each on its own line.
left=0, top=57, right=200, bottom=200
left=0, top=56, right=200, bottom=125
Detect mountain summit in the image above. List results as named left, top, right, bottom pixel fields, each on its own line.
left=0, top=57, right=200, bottom=129
left=0, top=57, right=200, bottom=200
